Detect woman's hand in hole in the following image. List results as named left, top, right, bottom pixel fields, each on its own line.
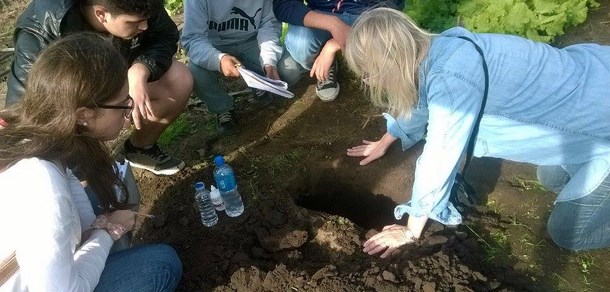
left=363, top=224, right=416, bottom=258
left=346, top=132, right=397, bottom=165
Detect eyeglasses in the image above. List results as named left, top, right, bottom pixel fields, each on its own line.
left=97, top=96, right=134, bottom=118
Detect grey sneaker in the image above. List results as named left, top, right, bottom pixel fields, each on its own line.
left=124, top=140, right=185, bottom=176
left=216, top=110, right=238, bottom=135
left=315, top=60, right=340, bottom=102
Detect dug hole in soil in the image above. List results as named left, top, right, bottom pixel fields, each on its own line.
left=1, top=0, right=609, bottom=291
left=131, top=76, right=534, bottom=291
left=132, top=4, right=610, bottom=289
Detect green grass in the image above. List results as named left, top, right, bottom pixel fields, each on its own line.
left=465, top=224, right=512, bottom=262
left=509, top=177, right=547, bottom=192
left=158, top=114, right=192, bottom=146
left=578, top=254, right=595, bottom=288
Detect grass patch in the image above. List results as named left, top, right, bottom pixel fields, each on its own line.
left=158, top=113, right=192, bottom=146
left=509, top=176, right=547, bottom=192
left=465, top=224, right=512, bottom=263
left=578, top=254, right=595, bottom=288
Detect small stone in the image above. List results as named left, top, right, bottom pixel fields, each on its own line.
left=382, top=270, right=396, bottom=282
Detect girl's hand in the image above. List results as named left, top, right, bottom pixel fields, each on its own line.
left=363, top=224, right=417, bottom=258
left=106, top=210, right=136, bottom=233
left=347, top=132, right=398, bottom=165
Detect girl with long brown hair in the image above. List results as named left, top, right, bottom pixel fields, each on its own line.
left=0, top=33, right=181, bottom=291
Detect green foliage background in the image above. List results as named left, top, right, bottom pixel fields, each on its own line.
left=406, top=0, right=599, bottom=42
left=166, top=0, right=599, bottom=43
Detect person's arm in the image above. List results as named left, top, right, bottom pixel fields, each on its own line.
left=365, top=69, right=485, bottom=257
left=182, top=0, right=225, bottom=72
left=303, top=11, right=351, bottom=48
left=258, top=0, right=283, bottom=79
left=133, top=9, right=178, bottom=82
left=5, top=29, right=49, bottom=106
left=272, top=0, right=310, bottom=25
left=347, top=109, right=428, bottom=166
left=11, top=159, right=114, bottom=291
left=66, top=168, right=97, bottom=232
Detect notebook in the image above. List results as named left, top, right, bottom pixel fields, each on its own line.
left=237, top=65, right=295, bottom=98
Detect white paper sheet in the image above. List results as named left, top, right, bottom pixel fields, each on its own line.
left=237, top=66, right=295, bottom=98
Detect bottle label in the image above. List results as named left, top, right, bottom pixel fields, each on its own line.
left=217, top=177, right=236, bottom=192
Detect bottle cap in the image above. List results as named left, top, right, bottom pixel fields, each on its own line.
left=214, top=155, right=225, bottom=166
left=194, top=182, right=205, bottom=191
left=210, top=185, right=220, bottom=198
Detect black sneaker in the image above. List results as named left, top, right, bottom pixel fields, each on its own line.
left=216, top=110, right=238, bottom=135
left=253, top=89, right=274, bottom=107
left=315, top=60, right=340, bottom=102
left=124, top=140, right=185, bottom=176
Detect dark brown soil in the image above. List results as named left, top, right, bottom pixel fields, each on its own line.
left=2, top=1, right=610, bottom=291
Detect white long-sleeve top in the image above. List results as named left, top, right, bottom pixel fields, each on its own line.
left=0, top=158, right=114, bottom=291
left=182, top=0, right=283, bottom=72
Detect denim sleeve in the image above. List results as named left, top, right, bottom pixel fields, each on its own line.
left=394, top=72, right=484, bottom=226
left=384, top=109, right=427, bottom=151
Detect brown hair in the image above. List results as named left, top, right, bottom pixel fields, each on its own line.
left=0, top=32, right=129, bottom=211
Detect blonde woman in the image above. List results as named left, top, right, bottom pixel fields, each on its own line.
left=345, top=7, right=610, bottom=257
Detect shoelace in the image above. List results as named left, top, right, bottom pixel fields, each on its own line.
left=144, top=144, right=170, bottom=162
left=218, top=112, right=233, bottom=123
left=318, top=63, right=337, bottom=87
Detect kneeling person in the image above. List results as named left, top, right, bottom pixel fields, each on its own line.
left=182, top=0, right=285, bottom=135
left=6, top=0, right=193, bottom=175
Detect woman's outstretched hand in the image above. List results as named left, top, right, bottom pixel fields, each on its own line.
left=346, top=132, right=397, bottom=165
left=363, top=224, right=416, bottom=258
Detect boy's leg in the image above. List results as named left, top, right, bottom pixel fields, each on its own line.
left=283, top=21, right=340, bottom=101
left=125, top=60, right=192, bottom=176
left=188, top=61, right=238, bottom=135
left=277, top=48, right=308, bottom=87
left=546, top=164, right=610, bottom=250
left=284, top=24, right=331, bottom=71
left=233, top=38, right=275, bottom=107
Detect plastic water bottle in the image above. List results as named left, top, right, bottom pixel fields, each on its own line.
left=213, top=155, right=244, bottom=217
left=209, top=185, right=225, bottom=211
left=194, top=182, right=218, bottom=227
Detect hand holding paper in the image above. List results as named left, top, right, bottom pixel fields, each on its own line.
left=236, top=65, right=294, bottom=99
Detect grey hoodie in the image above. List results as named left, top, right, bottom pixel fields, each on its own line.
left=182, top=0, right=282, bottom=72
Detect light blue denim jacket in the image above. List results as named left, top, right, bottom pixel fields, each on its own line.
left=390, top=27, right=610, bottom=226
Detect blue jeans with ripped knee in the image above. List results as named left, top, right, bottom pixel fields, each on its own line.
left=538, top=165, right=610, bottom=250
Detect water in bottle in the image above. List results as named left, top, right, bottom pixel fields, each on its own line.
left=209, top=185, right=225, bottom=211
left=194, top=182, right=218, bottom=227
left=213, top=155, right=244, bottom=217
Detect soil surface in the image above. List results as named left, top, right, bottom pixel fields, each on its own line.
left=2, top=1, right=610, bottom=291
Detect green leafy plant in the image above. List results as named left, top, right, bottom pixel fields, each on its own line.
left=405, top=0, right=599, bottom=43
left=458, top=0, right=599, bottom=42
left=165, top=0, right=184, bottom=16
left=405, top=0, right=460, bottom=32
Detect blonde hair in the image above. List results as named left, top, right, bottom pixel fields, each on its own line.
left=345, top=7, right=432, bottom=118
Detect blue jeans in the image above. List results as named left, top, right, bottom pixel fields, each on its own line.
left=189, top=37, right=296, bottom=114
left=277, top=12, right=359, bottom=85
left=94, top=244, right=182, bottom=291
left=539, top=165, right=610, bottom=250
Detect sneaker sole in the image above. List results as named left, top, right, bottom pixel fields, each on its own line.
left=316, top=84, right=340, bottom=102
left=126, top=159, right=185, bottom=176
